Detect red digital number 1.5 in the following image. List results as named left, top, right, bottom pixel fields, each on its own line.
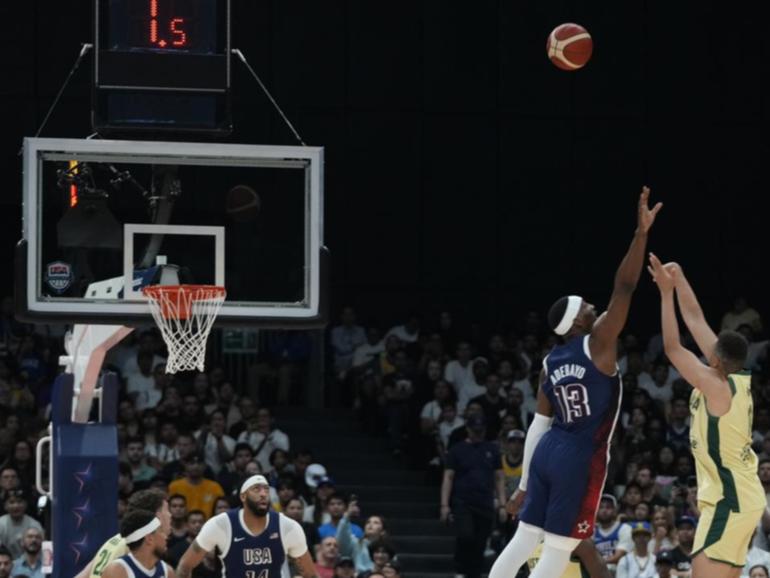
left=149, top=0, right=187, bottom=48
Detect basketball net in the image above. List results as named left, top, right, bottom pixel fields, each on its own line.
left=142, top=285, right=226, bottom=373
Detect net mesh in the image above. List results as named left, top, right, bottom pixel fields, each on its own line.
left=142, top=285, right=226, bottom=374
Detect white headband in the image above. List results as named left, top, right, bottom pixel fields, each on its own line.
left=241, top=475, right=269, bottom=494
left=554, top=296, right=583, bottom=336
left=124, top=517, right=160, bottom=544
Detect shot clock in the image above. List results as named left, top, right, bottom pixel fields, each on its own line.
left=93, top=0, right=232, bottom=135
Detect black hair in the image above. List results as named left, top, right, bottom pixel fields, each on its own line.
left=547, top=296, right=570, bottom=332
left=120, top=510, right=157, bottom=550
left=327, top=492, right=348, bottom=505
left=367, top=539, right=396, bottom=559
left=715, top=330, right=748, bottom=371
left=234, top=442, right=254, bottom=456
left=0, top=546, right=11, bottom=559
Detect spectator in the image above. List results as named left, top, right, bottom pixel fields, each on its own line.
left=125, top=436, right=157, bottom=485
left=315, top=536, right=339, bottom=578
left=318, top=493, right=363, bottom=540
left=748, top=564, right=770, bottom=578
left=381, top=350, right=415, bottom=456
left=667, top=516, right=695, bottom=576
left=415, top=357, right=444, bottom=408
left=204, top=381, right=241, bottom=430
left=654, top=549, right=674, bottom=578
left=420, top=380, right=454, bottom=437
left=640, top=362, right=674, bottom=404
left=666, top=398, right=691, bottom=453
left=3, top=441, right=35, bottom=490
left=125, top=351, right=159, bottom=409
left=0, top=546, right=11, bottom=578
left=616, top=522, right=656, bottom=578
left=381, top=560, right=402, bottom=578
left=305, top=477, right=335, bottom=527
left=721, top=297, right=762, bottom=333
left=167, top=509, right=206, bottom=568
left=0, top=468, right=20, bottom=506
left=217, top=443, right=255, bottom=497
left=470, top=373, right=506, bottom=439
left=351, top=327, right=384, bottom=374
left=167, top=454, right=225, bottom=519
left=213, top=496, right=232, bottom=516
left=619, top=483, right=644, bottom=521
left=500, top=430, right=525, bottom=498
left=167, top=494, right=189, bottom=548
left=594, top=494, right=631, bottom=573
left=503, top=387, right=530, bottom=430
left=456, top=358, right=489, bottom=413
left=417, top=337, right=448, bottom=382
left=237, top=407, right=290, bottom=473
left=440, top=415, right=506, bottom=578
left=196, top=409, right=236, bottom=475
left=385, top=313, right=421, bottom=345
left=444, top=341, right=474, bottom=394
left=271, top=477, right=297, bottom=513
left=0, top=491, right=43, bottom=558
left=160, top=432, right=207, bottom=481
left=337, top=498, right=386, bottom=574
left=147, top=420, right=179, bottom=469
left=284, top=497, right=320, bottom=555
left=228, top=396, right=258, bottom=439
left=11, top=527, right=43, bottom=578
left=179, top=394, right=207, bottom=434
left=648, top=508, right=675, bottom=556
left=367, top=541, right=396, bottom=577
left=333, top=556, right=356, bottom=578
left=436, top=401, right=464, bottom=460
left=635, top=465, right=667, bottom=509
left=330, top=307, right=367, bottom=380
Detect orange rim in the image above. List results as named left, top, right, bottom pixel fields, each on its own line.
left=142, top=285, right=226, bottom=320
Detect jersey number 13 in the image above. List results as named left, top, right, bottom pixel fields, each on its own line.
left=553, top=383, right=591, bottom=423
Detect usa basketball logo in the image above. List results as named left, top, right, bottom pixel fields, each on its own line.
left=44, top=261, right=73, bottom=294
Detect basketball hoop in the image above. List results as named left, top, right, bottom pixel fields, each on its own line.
left=142, top=285, right=226, bottom=373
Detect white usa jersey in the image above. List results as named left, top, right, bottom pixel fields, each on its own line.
left=196, top=509, right=308, bottom=578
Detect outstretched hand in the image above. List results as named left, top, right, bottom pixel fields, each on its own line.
left=647, top=253, right=674, bottom=293
left=637, top=186, right=663, bottom=234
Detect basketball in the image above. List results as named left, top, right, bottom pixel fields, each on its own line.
left=546, top=23, right=593, bottom=71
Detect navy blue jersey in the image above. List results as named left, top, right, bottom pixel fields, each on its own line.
left=117, top=554, right=167, bottom=578
left=519, top=334, right=623, bottom=538
left=223, top=509, right=286, bottom=578
left=542, top=334, right=621, bottom=445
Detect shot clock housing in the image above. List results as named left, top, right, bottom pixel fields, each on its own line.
left=93, top=0, right=232, bottom=136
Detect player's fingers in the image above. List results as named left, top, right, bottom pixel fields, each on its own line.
left=651, top=202, right=663, bottom=216
left=647, top=265, right=656, bottom=278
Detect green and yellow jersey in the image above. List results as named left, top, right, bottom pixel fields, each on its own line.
left=89, top=534, right=128, bottom=578
left=689, top=370, right=765, bottom=512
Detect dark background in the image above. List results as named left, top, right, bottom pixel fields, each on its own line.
left=2, top=1, right=768, bottom=336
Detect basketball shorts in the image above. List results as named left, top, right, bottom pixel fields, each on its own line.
left=692, top=501, right=764, bottom=567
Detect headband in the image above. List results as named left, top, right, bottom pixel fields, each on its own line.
left=554, top=295, right=582, bottom=335
left=241, top=475, right=270, bottom=494
left=124, top=517, right=161, bottom=544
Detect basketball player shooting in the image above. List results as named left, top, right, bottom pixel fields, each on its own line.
left=488, top=187, right=662, bottom=578
left=176, top=475, right=319, bottom=578
left=648, top=256, right=765, bottom=578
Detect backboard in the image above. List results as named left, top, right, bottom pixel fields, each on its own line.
left=17, top=137, right=327, bottom=327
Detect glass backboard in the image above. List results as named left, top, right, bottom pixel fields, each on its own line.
left=17, top=138, right=327, bottom=327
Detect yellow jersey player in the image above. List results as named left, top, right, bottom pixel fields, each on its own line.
left=528, top=539, right=609, bottom=578
left=649, top=255, right=765, bottom=578
left=73, top=489, right=171, bottom=578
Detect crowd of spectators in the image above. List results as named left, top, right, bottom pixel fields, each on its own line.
left=1, top=293, right=770, bottom=578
